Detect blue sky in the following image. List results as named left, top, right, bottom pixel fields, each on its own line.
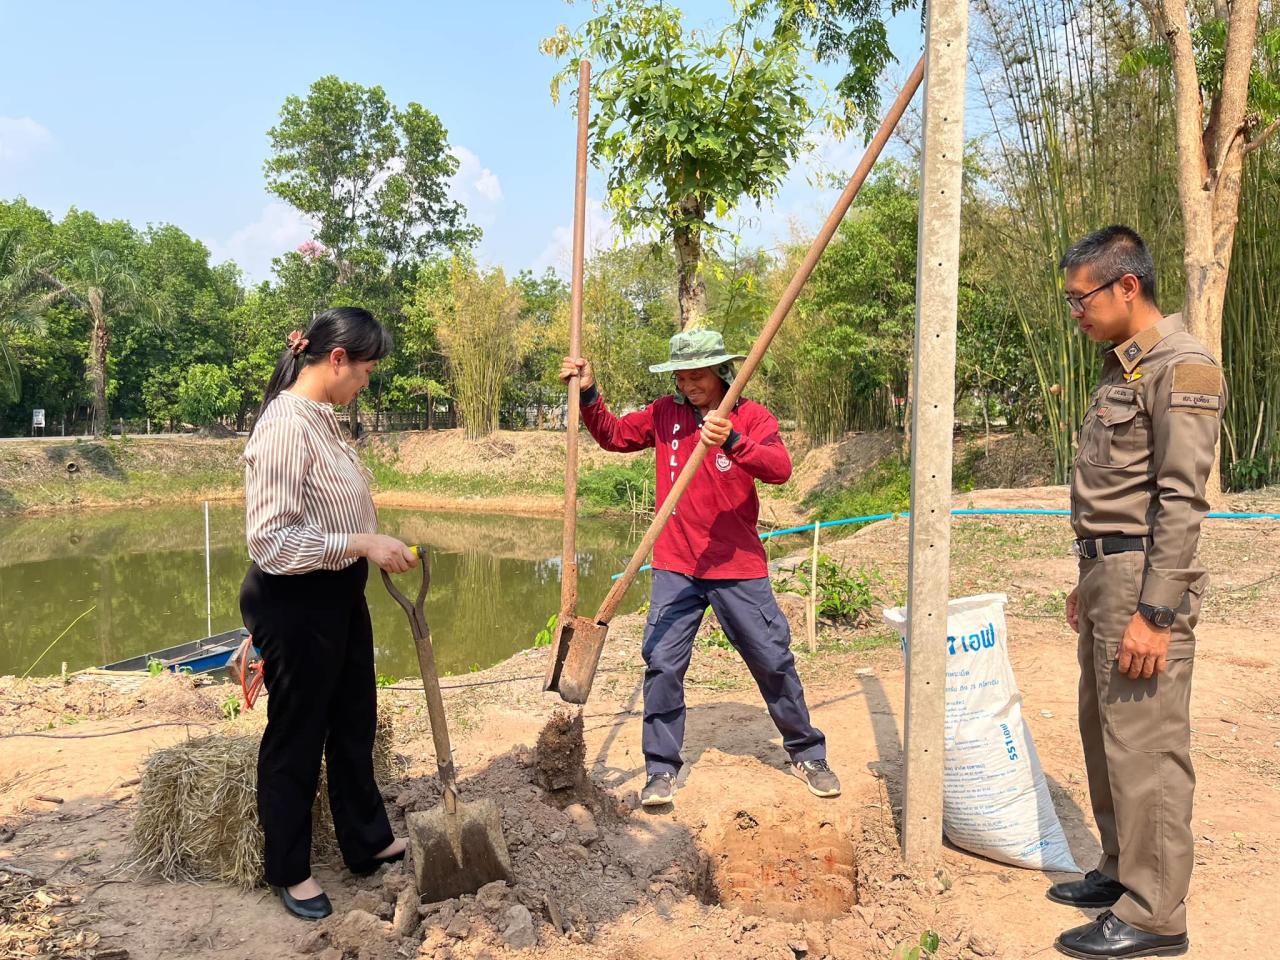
left=0, top=1, right=926, bottom=284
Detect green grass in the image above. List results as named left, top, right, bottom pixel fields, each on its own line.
left=578, top=458, right=655, bottom=513
left=805, top=628, right=901, bottom=656
left=805, top=455, right=913, bottom=523
left=363, top=455, right=559, bottom=499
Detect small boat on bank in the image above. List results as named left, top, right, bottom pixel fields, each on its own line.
left=101, top=627, right=251, bottom=675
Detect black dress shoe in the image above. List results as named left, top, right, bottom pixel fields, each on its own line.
left=1055, top=911, right=1188, bottom=959
left=348, top=846, right=407, bottom=877
left=272, top=885, right=333, bottom=921
left=1048, top=870, right=1129, bottom=908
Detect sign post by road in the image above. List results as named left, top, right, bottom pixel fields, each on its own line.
left=31, top=409, right=45, bottom=437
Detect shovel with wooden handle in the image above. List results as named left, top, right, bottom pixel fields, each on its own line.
left=542, top=59, right=596, bottom=695
left=546, top=56, right=927, bottom=705
left=382, top=548, right=513, bottom=901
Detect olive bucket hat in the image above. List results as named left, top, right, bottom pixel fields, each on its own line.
left=647, top=329, right=746, bottom=374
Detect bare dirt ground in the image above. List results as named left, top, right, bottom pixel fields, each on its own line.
left=2, top=488, right=1276, bottom=960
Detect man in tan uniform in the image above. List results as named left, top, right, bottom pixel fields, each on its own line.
left=1049, top=226, right=1224, bottom=960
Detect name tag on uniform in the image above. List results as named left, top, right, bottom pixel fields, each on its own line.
left=1105, top=385, right=1136, bottom=404
left=1170, top=391, right=1220, bottom=411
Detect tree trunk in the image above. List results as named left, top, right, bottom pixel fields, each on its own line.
left=88, top=295, right=109, bottom=438
left=673, top=199, right=707, bottom=331
left=1148, top=0, right=1260, bottom=501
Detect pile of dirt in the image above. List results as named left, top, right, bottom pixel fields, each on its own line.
left=293, top=713, right=995, bottom=960
left=789, top=432, right=901, bottom=503
left=532, top=709, right=587, bottom=793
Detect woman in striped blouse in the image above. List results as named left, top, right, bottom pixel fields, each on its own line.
left=239, top=307, right=415, bottom=921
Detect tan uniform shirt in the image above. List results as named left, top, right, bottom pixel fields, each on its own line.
left=243, top=391, right=378, bottom=575
left=1070, top=313, right=1226, bottom=612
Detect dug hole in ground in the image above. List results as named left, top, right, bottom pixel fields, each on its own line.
left=0, top=487, right=1276, bottom=959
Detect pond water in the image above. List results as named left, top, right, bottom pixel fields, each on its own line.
left=0, top=504, right=652, bottom=679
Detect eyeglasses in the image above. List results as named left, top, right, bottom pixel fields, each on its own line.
left=1064, top=274, right=1145, bottom=312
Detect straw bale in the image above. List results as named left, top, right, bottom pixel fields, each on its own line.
left=128, top=709, right=396, bottom=890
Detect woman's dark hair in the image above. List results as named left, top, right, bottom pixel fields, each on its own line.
left=252, top=306, right=393, bottom=434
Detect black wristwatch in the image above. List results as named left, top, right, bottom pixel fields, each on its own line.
left=1137, top=602, right=1176, bottom=629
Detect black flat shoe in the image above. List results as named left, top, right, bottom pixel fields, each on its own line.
left=1055, top=911, right=1188, bottom=959
left=272, top=885, right=333, bottom=921
left=348, top=846, right=407, bottom=877
left=1047, top=870, right=1129, bottom=908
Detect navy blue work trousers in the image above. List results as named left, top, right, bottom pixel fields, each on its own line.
left=642, top=570, right=826, bottom=776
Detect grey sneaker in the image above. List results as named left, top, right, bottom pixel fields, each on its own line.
left=641, top=772, right=676, bottom=807
left=792, top=759, right=841, bottom=798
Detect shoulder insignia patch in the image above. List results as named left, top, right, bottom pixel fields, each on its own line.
left=1169, top=362, right=1222, bottom=415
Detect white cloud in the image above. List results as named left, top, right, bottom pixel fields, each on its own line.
left=449, top=145, right=503, bottom=224
left=205, top=202, right=316, bottom=284
left=531, top=197, right=628, bottom=276
left=0, top=117, right=53, bottom=165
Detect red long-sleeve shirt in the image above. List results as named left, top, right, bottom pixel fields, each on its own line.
left=581, top=390, right=792, bottom=579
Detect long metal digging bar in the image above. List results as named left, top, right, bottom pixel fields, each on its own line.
left=551, top=56, right=927, bottom=705
left=543, top=58, right=594, bottom=694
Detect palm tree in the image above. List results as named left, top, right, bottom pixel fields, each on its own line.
left=41, top=248, right=157, bottom=437
left=0, top=229, right=54, bottom=403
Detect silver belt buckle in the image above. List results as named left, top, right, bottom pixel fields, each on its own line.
left=1071, top=540, right=1083, bottom=559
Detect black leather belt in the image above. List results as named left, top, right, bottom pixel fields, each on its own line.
left=1072, top=536, right=1147, bottom=559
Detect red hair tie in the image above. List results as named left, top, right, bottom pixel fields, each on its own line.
left=286, top=330, right=310, bottom=357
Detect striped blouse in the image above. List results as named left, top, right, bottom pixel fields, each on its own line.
left=243, top=391, right=378, bottom=575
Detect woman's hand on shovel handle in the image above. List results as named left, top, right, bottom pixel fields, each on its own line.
left=559, top=356, right=593, bottom=391
left=352, top=534, right=419, bottom=573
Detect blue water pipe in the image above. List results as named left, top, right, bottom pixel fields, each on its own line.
left=609, top=506, right=1280, bottom=580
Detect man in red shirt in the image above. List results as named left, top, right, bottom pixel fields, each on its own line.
left=560, top=330, right=838, bottom=808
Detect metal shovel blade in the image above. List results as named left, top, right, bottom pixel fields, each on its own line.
left=551, top=617, right=611, bottom=704
left=407, top=797, right=513, bottom=903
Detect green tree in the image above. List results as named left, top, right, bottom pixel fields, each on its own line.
left=410, top=258, right=528, bottom=439
left=125, top=225, right=243, bottom=424
left=265, top=75, right=480, bottom=274
left=773, top=168, right=918, bottom=439
left=1125, top=0, right=1279, bottom=495
left=543, top=0, right=819, bottom=330
left=747, top=0, right=919, bottom=137
left=174, top=363, right=238, bottom=426
left=576, top=244, right=677, bottom=409
left=511, top=269, right=571, bottom=427
left=41, top=248, right=159, bottom=436
left=0, top=228, right=56, bottom=402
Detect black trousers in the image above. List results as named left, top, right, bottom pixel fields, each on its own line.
left=239, top=559, right=393, bottom=887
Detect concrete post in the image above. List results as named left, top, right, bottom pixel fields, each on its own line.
left=902, top=0, right=968, bottom=864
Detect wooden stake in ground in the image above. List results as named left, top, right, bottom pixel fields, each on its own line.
left=902, top=0, right=968, bottom=865
left=807, top=522, right=820, bottom=654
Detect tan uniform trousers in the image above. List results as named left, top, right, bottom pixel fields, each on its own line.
left=1077, top=549, right=1203, bottom=936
